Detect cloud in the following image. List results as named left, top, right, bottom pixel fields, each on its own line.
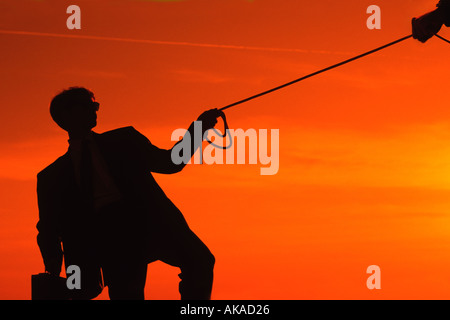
left=171, top=68, right=234, bottom=84
left=0, top=29, right=353, bottom=56
left=0, top=135, right=66, bottom=181
left=62, top=68, right=127, bottom=79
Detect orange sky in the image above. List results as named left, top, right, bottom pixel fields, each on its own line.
left=1, top=0, right=450, bottom=300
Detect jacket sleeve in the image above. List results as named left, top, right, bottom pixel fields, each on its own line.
left=36, top=172, right=63, bottom=273
left=437, top=0, right=450, bottom=26
left=127, top=124, right=203, bottom=174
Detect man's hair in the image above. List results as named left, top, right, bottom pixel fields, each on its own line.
left=49, top=87, right=95, bottom=131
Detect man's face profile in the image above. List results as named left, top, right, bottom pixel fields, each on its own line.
left=67, top=98, right=99, bottom=133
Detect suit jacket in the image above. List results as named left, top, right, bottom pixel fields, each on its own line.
left=36, top=126, right=193, bottom=298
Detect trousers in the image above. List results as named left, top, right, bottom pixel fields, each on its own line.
left=95, top=201, right=215, bottom=300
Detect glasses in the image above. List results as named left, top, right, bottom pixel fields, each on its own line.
left=92, top=101, right=100, bottom=111
left=69, top=99, right=100, bottom=112
left=79, top=101, right=99, bottom=111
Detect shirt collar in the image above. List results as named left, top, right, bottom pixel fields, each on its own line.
left=68, top=131, right=95, bottom=149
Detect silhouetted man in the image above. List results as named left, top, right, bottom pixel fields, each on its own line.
left=412, top=0, right=450, bottom=42
left=36, top=87, right=222, bottom=300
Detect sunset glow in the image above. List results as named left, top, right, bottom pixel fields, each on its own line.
left=1, top=0, right=450, bottom=299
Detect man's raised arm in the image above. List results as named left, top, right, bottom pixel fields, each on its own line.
left=129, top=108, right=224, bottom=174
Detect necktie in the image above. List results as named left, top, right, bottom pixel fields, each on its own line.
left=80, top=139, right=94, bottom=204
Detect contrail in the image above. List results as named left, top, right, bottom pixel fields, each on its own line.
left=0, top=29, right=352, bottom=55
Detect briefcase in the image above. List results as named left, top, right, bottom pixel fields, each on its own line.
left=31, top=273, right=71, bottom=300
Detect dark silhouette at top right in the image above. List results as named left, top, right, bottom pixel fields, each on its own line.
left=412, top=0, right=450, bottom=42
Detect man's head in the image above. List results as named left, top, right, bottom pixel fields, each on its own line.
left=50, top=87, right=99, bottom=133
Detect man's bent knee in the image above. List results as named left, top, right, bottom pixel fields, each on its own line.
left=202, top=249, right=215, bottom=270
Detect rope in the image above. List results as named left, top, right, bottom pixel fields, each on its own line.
left=436, top=34, right=450, bottom=44
left=207, top=33, right=450, bottom=149
left=207, top=34, right=413, bottom=149
left=219, top=34, right=413, bottom=111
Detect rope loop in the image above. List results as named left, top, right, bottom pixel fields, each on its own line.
left=205, top=112, right=233, bottom=150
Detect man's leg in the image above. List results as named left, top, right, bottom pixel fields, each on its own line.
left=151, top=227, right=215, bottom=300
left=95, top=201, right=148, bottom=300
left=102, top=260, right=148, bottom=300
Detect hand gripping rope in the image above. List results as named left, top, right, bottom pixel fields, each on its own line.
left=207, top=34, right=450, bottom=149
